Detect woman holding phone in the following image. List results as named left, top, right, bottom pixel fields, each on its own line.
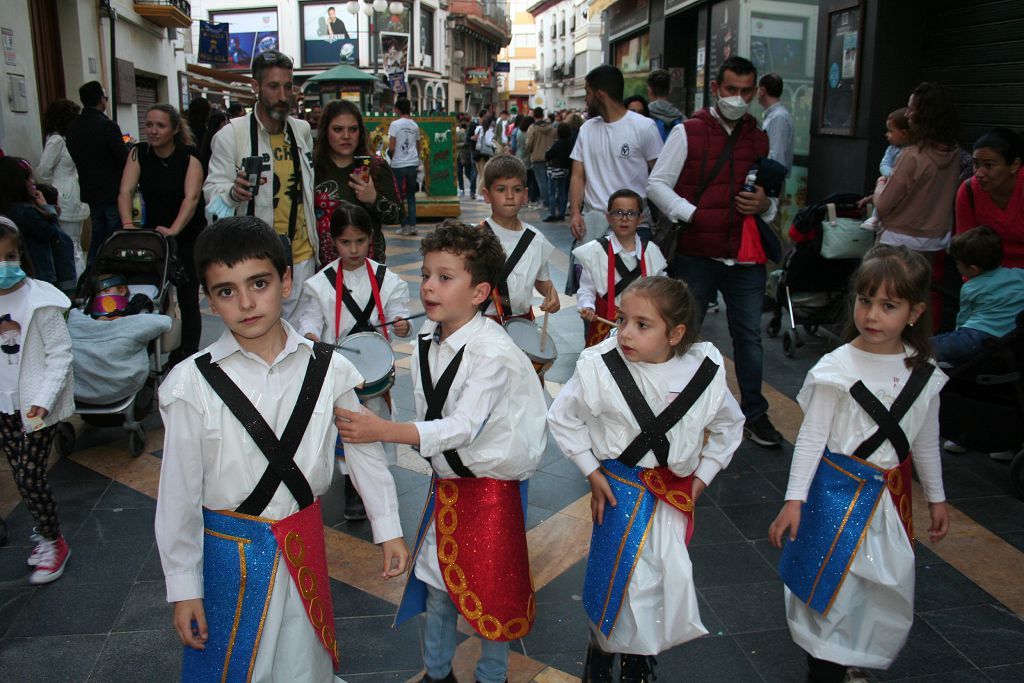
left=313, top=100, right=402, bottom=266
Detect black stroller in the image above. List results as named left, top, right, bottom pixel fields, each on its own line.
left=64, top=230, right=181, bottom=456
left=766, top=193, right=866, bottom=358
left=939, top=311, right=1024, bottom=498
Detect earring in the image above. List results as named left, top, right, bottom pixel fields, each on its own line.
left=909, top=320, right=916, bottom=327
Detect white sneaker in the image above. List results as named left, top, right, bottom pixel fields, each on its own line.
left=28, top=536, right=71, bottom=585
left=27, top=531, right=46, bottom=566
left=990, top=450, right=1016, bottom=462
left=942, top=439, right=968, bottom=454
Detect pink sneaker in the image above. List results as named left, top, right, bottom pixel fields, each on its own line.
left=28, top=536, right=70, bottom=585
left=27, top=531, right=46, bottom=566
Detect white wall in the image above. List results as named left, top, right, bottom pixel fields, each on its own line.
left=0, top=1, right=43, bottom=161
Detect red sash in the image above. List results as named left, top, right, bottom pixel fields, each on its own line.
left=334, top=258, right=390, bottom=341
left=270, top=500, right=339, bottom=668
left=585, top=239, right=647, bottom=347
left=885, top=455, right=915, bottom=546
left=435, top=478, right=535, bottom=641
left=639, top=467, right=697, bottom=545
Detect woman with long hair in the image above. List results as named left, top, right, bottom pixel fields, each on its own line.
left=36, top=99, right=89, bottom=274
left=198, top=110, right=230, bottom=174
left=116, top=103, right=205, bottom=359
left=0, top=157, right=75, bottom=288
left=312, top=99, right=402, bottom=266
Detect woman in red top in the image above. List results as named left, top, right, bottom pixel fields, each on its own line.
left=956, top=127, right=1024, bottom=267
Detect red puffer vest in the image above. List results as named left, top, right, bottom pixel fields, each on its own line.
left=674, top=109, right=768, bottom=259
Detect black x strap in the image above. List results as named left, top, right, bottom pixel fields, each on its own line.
left=325, top=265, right=387, bottom=333
left=479, top=224, right=536, bottom=313
left=602, top=349, right=720, bottom=467
left=598, top=237, right=646, bottom=297
left=418, top=335, right=475, bottom=478
left=195, top=343, right=334, bottom=516
left=849, top=364, right=936, bottom=462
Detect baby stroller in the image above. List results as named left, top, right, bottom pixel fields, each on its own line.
left=939, top=312, right=1024, bottom=498
left=766, top=193, right=866, bottom=358
left=62, top=230, right=181, bottom=456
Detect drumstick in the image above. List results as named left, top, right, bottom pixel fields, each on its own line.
left=594, top=315, right=618, bottom=328
left=539, top=311, right=550, bottom=352
left=372, top=311, right=429, bottom=330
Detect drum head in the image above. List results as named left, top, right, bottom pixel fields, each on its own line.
left=336, top=332, right=395, bottom=384
left=505, top=317, right=557, bottom=362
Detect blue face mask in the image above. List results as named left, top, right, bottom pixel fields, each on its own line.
left=0, top=261, right=27, bottom=290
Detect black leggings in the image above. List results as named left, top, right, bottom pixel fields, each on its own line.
left=0, top=413, right=61, bottom=539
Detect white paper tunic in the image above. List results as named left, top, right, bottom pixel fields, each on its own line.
left=155, top=323, right=401, bottom=682
left=783, top=343, right=947, bottom=668
left=573, top=235, right=668, bottom=312
left=481, top=218, right=556, bottom=317
left=547, top=338, right=743, bottom=654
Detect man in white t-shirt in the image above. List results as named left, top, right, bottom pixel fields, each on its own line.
left=569, top=65, right=664, bottom=247
left=388, top=98, right=421, bottom=236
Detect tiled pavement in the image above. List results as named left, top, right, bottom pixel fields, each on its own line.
left=1, top=198, right=1023, bottom=682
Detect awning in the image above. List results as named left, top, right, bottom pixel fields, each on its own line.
left=305, top=64, right=380, bottom=84
left=185, top=63, right=255, bottom=103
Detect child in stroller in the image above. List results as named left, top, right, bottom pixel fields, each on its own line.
left=62, top=231, right=180, bottom=456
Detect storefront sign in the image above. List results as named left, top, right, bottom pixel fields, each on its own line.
left=301, top=2, right=358, bottom=67
left=492, top=61, right=510, bottom=73
left=465, top=67, right=491, bottom=87
left=608, top=0, right=650, bottom=41
left=2, top=27, right=15, bottom=67
left=664, top=0, right=703, bottom=18
left=209, top=9, right=279, bottom=71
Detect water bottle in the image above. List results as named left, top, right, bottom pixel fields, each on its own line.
left=742, top=164, right=758, bottom=194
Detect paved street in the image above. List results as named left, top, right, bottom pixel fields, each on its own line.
left=0, top=198, right=1022, bottom=682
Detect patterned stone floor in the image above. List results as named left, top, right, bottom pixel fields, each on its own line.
left=0, top=198, right=1022, bottom=682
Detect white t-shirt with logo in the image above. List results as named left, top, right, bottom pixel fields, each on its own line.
left=388, top=117, right=421, bottom=169
left=570, top=111, right=664, bottom=214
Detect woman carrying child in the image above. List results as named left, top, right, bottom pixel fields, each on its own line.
left=548, top=276, right=743, bottom=681
left=769, top=245, right=950, bottom=682
left=294, top=201, right=411, bottom=519
left=0, top=216, right=75, bottom=584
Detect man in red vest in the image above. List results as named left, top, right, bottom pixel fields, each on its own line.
left=647, top=56, right=783, bottom=448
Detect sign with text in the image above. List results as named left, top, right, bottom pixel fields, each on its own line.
left=209, top=9, right=279, bottom=71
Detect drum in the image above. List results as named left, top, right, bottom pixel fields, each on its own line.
left=504, top=317, right=557, bottom=376
left=335, top=332, right=396, bottom=399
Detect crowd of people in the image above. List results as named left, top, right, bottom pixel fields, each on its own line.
left=0, top=44, right=1021, bottom=683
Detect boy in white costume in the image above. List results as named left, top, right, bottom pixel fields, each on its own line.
left=155, top=217, right=409, bottom=682
left=548, top=276, right=743, bottom=681
left=574, top=189, right=667, bottom=346
left=477, top=155, right=560, bottom=323
left=770, top=245, right=950, bottom=682
left=337, top=222, right=547, bottom=683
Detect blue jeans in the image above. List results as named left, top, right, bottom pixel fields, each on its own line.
left=424, top=585, right=508, bottom=683
left=674, top=254, right=769, bottom=420
left=87, top=203, right=120, bottom=263
left=457, top=157, right=476, bottom=196
left=932, top=327, right=994, bottom=366
left=393, top=165, right=418, bottom=227
left=531, top=161, right=549, bottom=210
left=546, top=173, right=568, bottom=217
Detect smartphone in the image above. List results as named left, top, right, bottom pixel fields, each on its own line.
left=353, top=156, right=372, bottom=181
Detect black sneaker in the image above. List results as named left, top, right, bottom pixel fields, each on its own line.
left=745, top=414, right=783, bottom=448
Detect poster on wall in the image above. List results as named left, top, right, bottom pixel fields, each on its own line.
left=820, top=4, right=861, bottom=134
left=750, top=15, right=806, bottom=78
left=198, top=21, right=229, bottom=66
left=209, top=9, right=279, bottom=71
left=708, top=0, right=739, bottom=85
left=613, top=33, right=650, bottom=99
left=301, top=2, right=358, bottom=67
left=380, top=32, right=409, bottom=93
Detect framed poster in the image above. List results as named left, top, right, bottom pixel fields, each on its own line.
left=819, top=3, right=862, bottom=135
left=209, top=8, right=279, bottom=72
left=300, top=2, right=358, bottom=67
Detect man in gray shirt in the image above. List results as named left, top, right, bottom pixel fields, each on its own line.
left=758, top=73, right=794, bottom=172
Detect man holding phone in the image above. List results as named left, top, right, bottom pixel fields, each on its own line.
left=65, top=81, right=130, bottom=263
left=204, top=50, right=318, bottom=322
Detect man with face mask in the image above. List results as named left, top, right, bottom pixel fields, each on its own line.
left=647, top=56, right=783, bottom=448
left=204, top=50, right=318, bottom=321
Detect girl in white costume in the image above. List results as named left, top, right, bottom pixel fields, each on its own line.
left=548, top=276, right=743, bottom=681
left=294, top=202, right=411, bottom=514
left=770, top=245, right=950, bottom=682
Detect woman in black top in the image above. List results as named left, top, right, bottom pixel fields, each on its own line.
left=117, top=104, right=205, bottom=358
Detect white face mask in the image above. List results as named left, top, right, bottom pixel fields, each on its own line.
left=716, top=94, right=750, bottom=121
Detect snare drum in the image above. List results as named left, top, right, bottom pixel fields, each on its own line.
left=335, top=332, right=396, bottom=399
left=504, top=317, right=557, bottom=376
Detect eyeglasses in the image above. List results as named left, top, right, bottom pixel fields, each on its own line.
left=609, top=209, right=641, bottom=220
